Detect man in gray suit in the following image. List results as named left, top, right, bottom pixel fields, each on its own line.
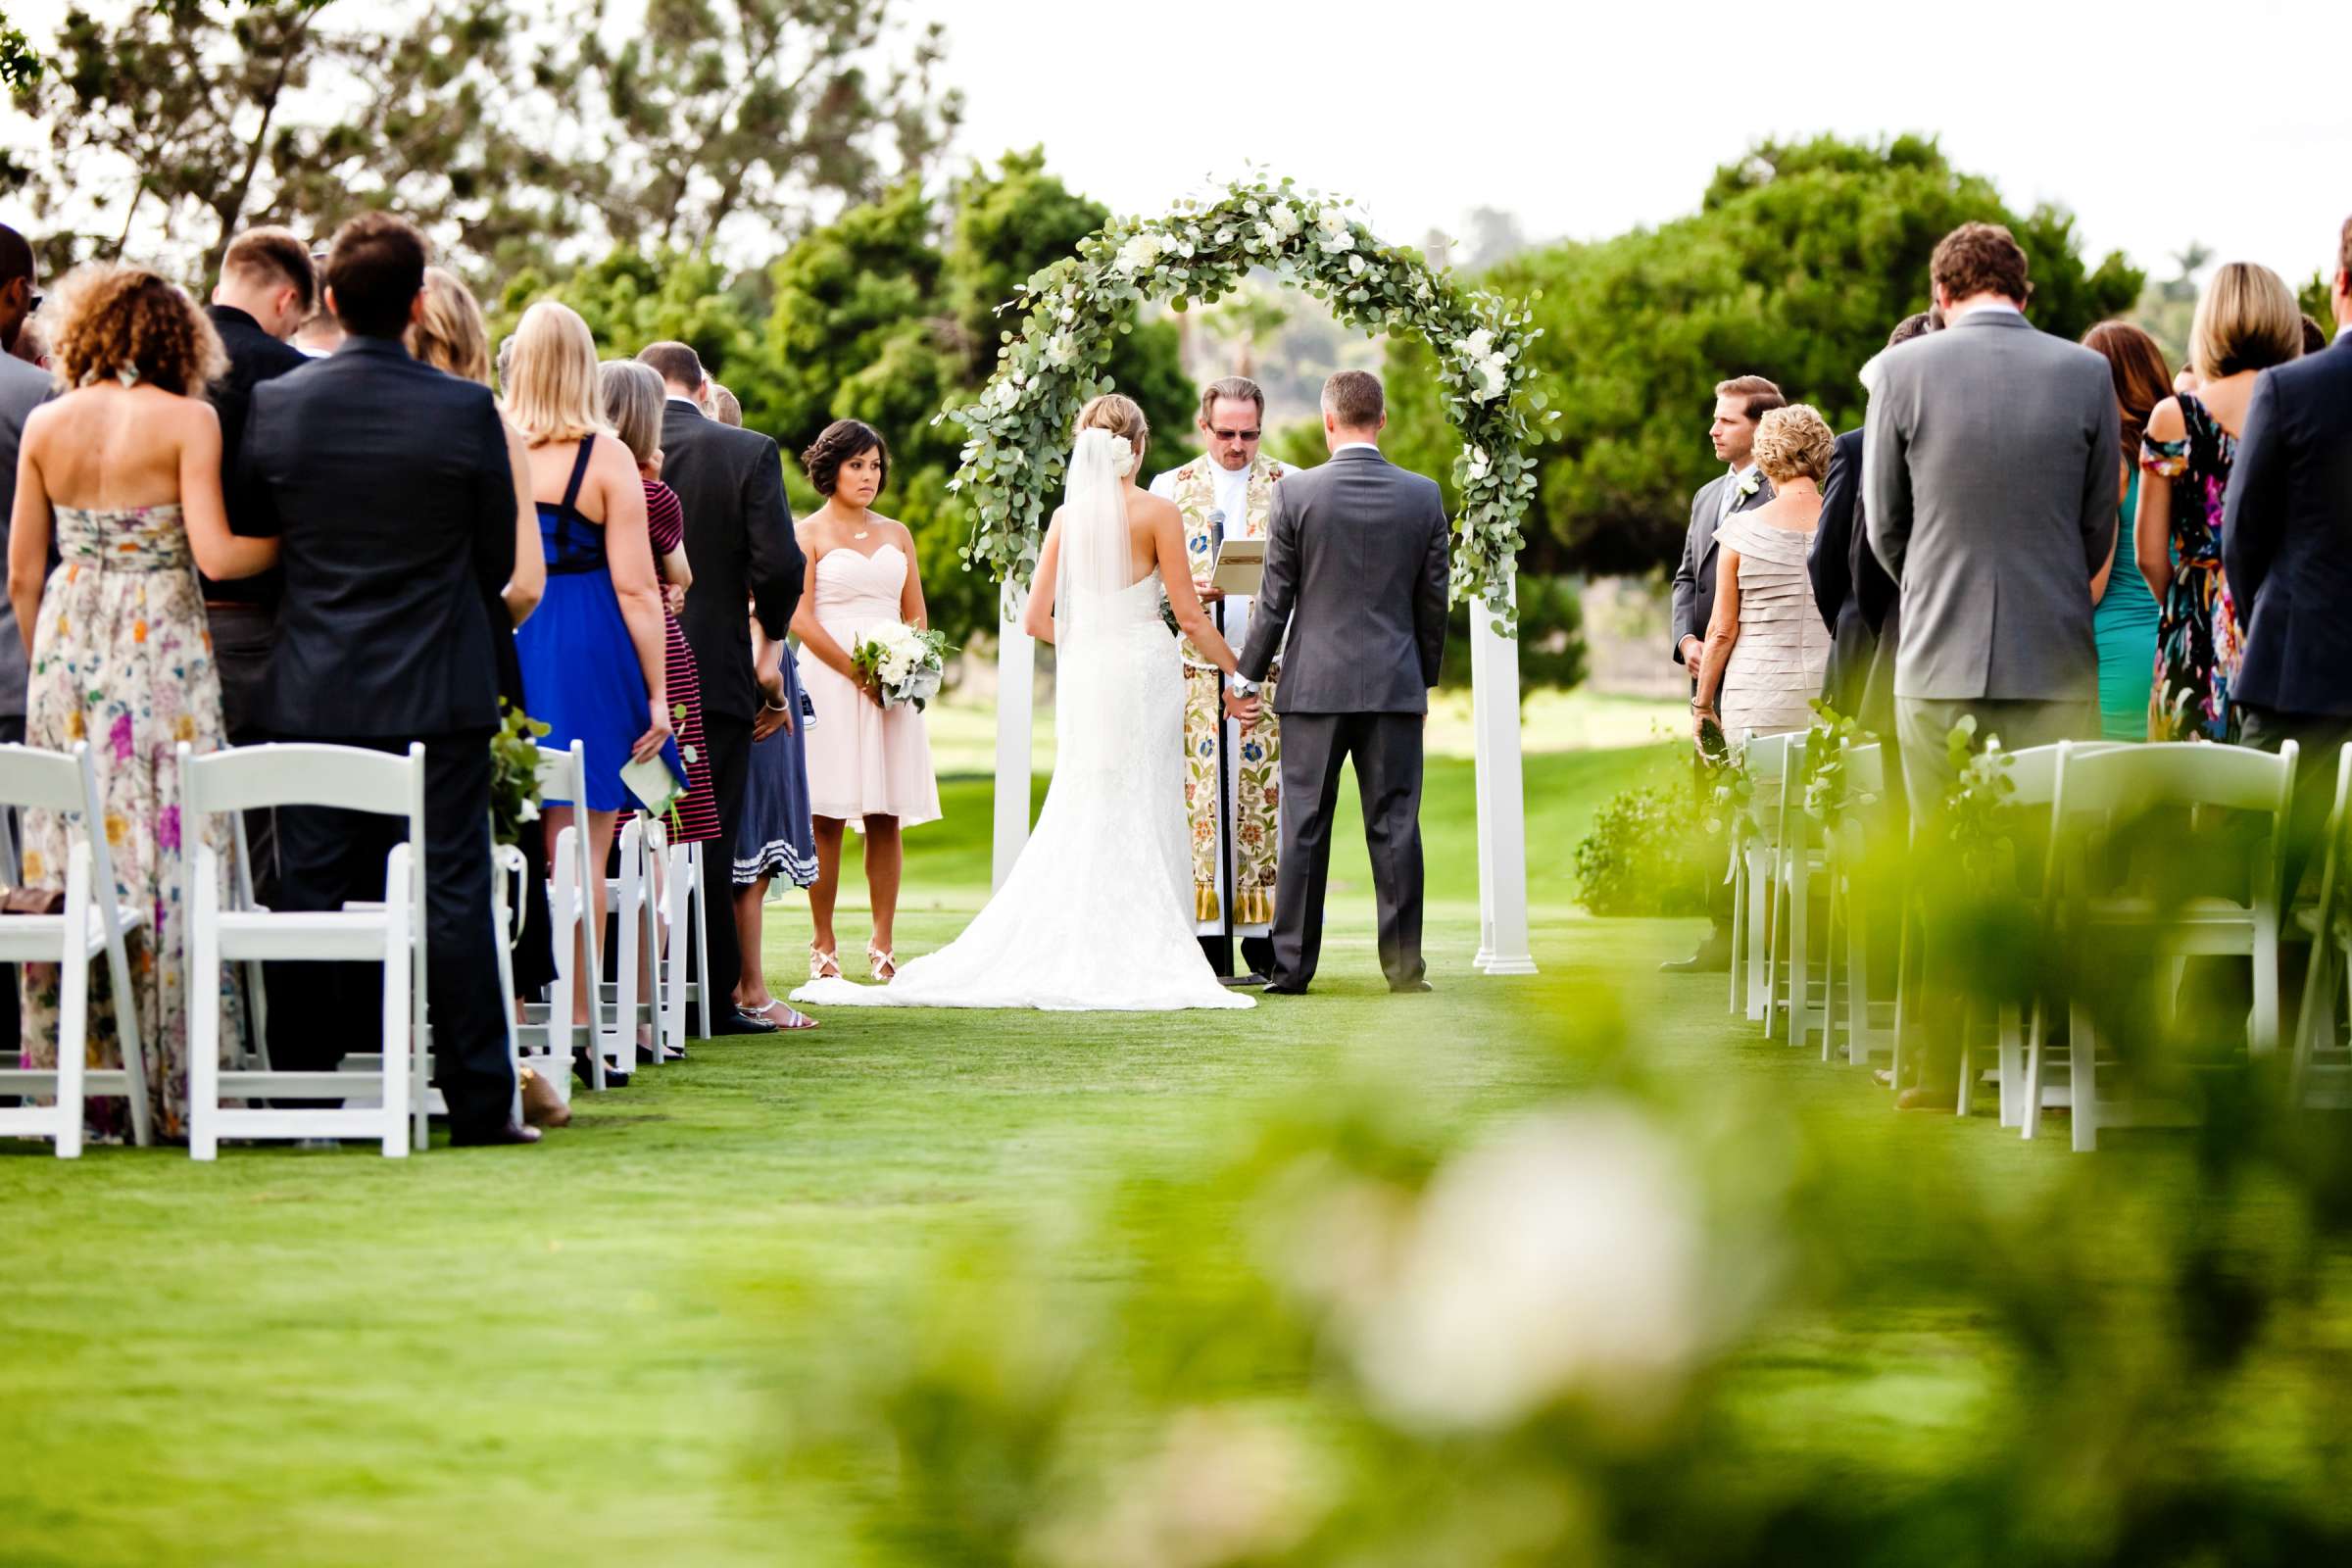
left=1232, top=370, right=1448, bottom=994
left=0, top=222, right=45, bottom=749
left=1662, top=374, right=1780, bottom=973
left=1866, top=222, right=2116, bottom=813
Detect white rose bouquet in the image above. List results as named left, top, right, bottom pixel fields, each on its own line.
left=848, top=619, right=951, bottom=711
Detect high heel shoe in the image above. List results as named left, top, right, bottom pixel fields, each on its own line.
left=809, top=944, right=842, bottom=981
left=867, top=944, right=897, bottom=981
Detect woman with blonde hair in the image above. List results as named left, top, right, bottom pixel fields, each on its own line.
left=2137, top=261, right=2302, bottom=740
left=791, top=393, right=1251, bottom=1012
left=507, top=301, right=675, bottom=1026
left=7, top=264, right=278, bottom=1139
left=1693, top=404, right=1836, bottom=744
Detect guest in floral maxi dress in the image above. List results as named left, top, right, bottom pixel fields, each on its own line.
left=5, top=266, right=278, bottom=1138
left=2136, top=262, right=2302, bottom=742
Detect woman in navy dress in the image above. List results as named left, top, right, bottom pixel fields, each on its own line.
left=507, top=302, right=674, bottom=1019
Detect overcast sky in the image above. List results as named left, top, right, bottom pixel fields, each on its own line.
left=922, top=0, right=2345, bottom=288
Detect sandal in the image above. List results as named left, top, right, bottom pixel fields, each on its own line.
left=751, top=998, right=819, bottom=1031
left=867, top=944, right=897, bottom=981
left=808, top=944, right=842, bottom=981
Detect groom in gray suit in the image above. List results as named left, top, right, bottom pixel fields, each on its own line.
left=1865, top=221, right=2115, bottom=813
left=1231, top=370, right=1449, bottom=994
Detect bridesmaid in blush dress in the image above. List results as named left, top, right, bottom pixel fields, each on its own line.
left=790, top=420, right=938, bottom=983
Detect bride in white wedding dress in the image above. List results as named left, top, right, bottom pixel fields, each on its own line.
left=791, top=395, right=1253, bottom=1011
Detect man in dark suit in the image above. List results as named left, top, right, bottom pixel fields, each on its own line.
left=203, top=227, right=313, bottom=742
left=1663, top=374, right=1780, bottom=973
left=204, top=226, right=314, bottom=906
left=239, top=212, right=533, bottom=1147
left=1231, top=370, right=1447, bottom=995
left=638, top=342, right=806, bottom=1028
left=2225, top=215, right=2352, bottom=890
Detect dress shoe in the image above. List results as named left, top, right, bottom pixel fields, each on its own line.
left=571, top=1050, right=627, bottom=1091
left=1892, top=1086, right=1957, bottom=1113
left=1390, top=980, right=1434, bottom=994
left=1263, top=982, right=1308, bottom=996
left=1219, top=972, right=1270, bottom=989
left=452, top=1119, right=542, bottom=1148
left=1659, top=946, right=1732, bottom=975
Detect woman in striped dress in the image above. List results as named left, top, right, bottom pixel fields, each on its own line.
left=600, top=361, right=717, bottom=845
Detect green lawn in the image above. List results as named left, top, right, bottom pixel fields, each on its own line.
left=2, top=741, right=2341, bottom=1564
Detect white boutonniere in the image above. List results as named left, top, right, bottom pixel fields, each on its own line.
left=1733, top=469, right=1762, bottom=502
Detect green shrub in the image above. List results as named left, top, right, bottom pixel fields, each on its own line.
left=1573, top=782, right=1711, bottom=916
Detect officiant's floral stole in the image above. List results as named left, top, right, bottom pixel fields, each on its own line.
left=1173, top=454, right=1283, bottom=927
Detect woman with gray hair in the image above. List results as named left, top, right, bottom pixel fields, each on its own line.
left=1693, top=404, right=1837, bottom=744
left=602, top=358, right=717, bottom=850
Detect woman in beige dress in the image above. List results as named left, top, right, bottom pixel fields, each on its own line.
left=1693, top=405, right=1836, bottom=745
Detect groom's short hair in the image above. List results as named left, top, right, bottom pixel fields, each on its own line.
left=1200, top=376, right=1264, bottom=422
left=1322, top=369, right=1385, bottom=430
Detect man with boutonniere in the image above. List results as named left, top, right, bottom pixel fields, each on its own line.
left=1663, top=373, right=1783, bottom=974
left=1149, top=376, right=1288, bottom=986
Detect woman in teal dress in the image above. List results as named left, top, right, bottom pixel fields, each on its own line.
left=2082, top=321, right=2172, bottom=742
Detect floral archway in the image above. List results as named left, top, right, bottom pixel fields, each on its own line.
left=946, top=172, right=1542, bottom=976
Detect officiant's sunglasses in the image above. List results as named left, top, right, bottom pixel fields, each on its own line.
left=1209, top=425, right=1261, bottom=441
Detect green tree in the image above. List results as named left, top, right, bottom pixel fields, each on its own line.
left=1384, top=134, right=2144, bottom=577
left=548, top=0, right=960, bottom=256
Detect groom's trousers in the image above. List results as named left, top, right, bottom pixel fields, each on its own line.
left=1269, top=711, right=1426, bottom=991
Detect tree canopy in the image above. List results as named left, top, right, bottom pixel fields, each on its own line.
left=1383, top=135, right=2146, bottom=577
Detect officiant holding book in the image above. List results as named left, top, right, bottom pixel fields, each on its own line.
left=1150, top=376, right=1287, bottom=984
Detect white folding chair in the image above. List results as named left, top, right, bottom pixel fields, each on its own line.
left=675, top=839, right=714, bottom=1042
left=0, top=743, right=151, bottom=1154
left=181, top=742, right=426, bottom=1159
left=1732, top=732, right=1793, bottom=1024
left=2288, top=743, right=2352, bottom=1110
left=1767, top=732, right=1834, bottom=1050
left=598, top=814, right=661, bottom=1075
left=1822, top=741, right=1897, bottom=1067
left=513, top=741, right=605, bottom=1097
left=2025, top=739, right=2296, bottom=1151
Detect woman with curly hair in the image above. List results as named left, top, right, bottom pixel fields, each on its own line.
left=1693, top=404, right=1836, bottom=744
left=6, top=263, right=278, bottom=1140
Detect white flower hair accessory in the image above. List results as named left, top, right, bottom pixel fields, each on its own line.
left=1110, top=443, right=1138, bottom=479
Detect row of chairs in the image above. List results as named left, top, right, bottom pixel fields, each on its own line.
left=1727, top=728, right=2334, bottom=1151
left=0, top=737, right=713, bottom=1158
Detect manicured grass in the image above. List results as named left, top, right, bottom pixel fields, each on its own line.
left=3, top=740, right=2322, bottom=1564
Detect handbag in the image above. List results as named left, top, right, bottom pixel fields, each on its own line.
left=0, top=888, right=66, bottom=915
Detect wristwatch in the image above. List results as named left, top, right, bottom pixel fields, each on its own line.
left=1230, top=675, right=1262, bottom=697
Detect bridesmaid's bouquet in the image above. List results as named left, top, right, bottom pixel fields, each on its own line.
left=849, top=620, right=951, bottom=711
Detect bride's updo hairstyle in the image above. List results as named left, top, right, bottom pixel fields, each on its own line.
left=1076, top=393, right=1149, bottom=469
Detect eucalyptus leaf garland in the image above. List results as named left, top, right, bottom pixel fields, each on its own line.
left=937, top=172, right=1550, bottom=632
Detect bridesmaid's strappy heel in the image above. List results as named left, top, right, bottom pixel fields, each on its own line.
left=809, top=945, right=842, bottom=982
left=867, top=944, right=897, bottom=982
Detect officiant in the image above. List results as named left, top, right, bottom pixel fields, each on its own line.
left=1149, top=376, right=1287, bottom=983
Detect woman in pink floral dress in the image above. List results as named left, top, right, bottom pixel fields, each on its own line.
left=6, top=266, right=277, bottom=1139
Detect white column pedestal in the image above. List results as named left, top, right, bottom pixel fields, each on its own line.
left=992, top=589, right=1035, bottom=892
left=1470, top=584, right=1538, bottom=975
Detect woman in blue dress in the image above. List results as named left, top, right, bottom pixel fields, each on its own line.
left=506, top=301, right=675, bottom=1019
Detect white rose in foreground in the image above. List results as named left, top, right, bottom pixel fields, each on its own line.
left=1347, top=1105, right=1715, bottom=1430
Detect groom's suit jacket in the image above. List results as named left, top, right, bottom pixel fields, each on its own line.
left=1237, top=446, right=1449, bottom=713
left=1671, top=468, right=1775, bottom=668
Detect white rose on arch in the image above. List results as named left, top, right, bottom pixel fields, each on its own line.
left=1114, top=231, right=1165, bottom=273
